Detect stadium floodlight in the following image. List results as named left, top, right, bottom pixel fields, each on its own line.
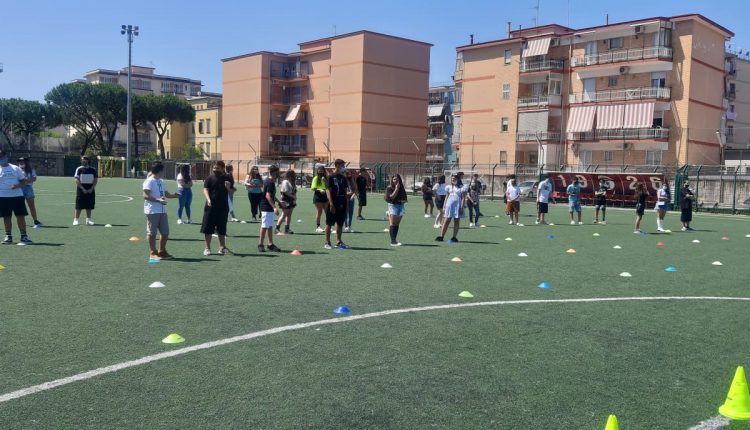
left=121, top=25, right=139, bottom=176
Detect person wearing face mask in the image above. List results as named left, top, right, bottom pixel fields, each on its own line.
left=324, top=159, right=349, bottom=249
left=73, top=156, right=98, bottom=226
left=679, top=181, right=695, bottom=231
left=200, top=160, right=232, bottom=256
left=0, top=150, right=33, bottom=245
left=17, top=157, right=41, bottom=227
left=655, top=182, right=671, bottom=232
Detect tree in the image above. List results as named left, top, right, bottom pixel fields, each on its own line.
left=130, top=94, right=150, bottom=158
left=0, top=98, right=18, bottom=150
left=11, top=99, right=58, bottom=149
left=141, top=94, right=195, bottom=160
left=45, top=83, right=125, bottom=155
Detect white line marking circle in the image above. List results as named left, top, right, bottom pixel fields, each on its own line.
left=1, top=296, right=748, bottom=410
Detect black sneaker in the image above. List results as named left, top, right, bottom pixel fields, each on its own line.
left=434, top=236, right=443, bottom=242
left=267, top=244, right=282, bottom=252
left=357, top=216, right=365, bottom=220
left=450, top=237, right=459, bottom=243
left=19, top=235, right=33, bottom=245
left=2, top=235, right=12, bottom=244
left=257, top=244, right=266, bottom=253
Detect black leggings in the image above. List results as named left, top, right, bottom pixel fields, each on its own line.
left=248, top=192, right=263, bottom=218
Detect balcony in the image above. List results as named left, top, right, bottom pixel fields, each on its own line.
left=572, top=46, right=672, bottom=67
left=453, top=70, right=463, bottom=81
left=270, top=96, right=309, bottom=106
left=427, top=135, right=447, bottom=144
left=569, top=87, right=671, bottom=104
left=518, top=94, right=562, bottom=109
left=269, top=119, right=308, bottom=129
left=426, top=154, right=445, bottom=161
left=728, top=90, right=736, bottom=101
left=726, top=111, right=737, bottom=121
left=519, top=59, right=565, bottom=72
left=453, top=102, right=461, bottom=113
left=567, top=127, right=670, bottom=141
left=516, top=131, right=561, bottom=142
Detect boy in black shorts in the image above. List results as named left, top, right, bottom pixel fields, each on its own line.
left=325, top=159, right=349, bottom=249
left=356, top=169, right=367, bottom=220
left=594, top=178, right=608, bottom=225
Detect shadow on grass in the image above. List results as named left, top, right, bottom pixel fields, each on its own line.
left=169, top=257, right=218, bottom=262
left=169, top=238, right=204, bottom=242
left=28, top=243, right=65, bottom=247
left=401, top=243, right=439, bottom=247
left=35, top=225, right=69, bottom=229
left=230, top=253, right=279, bottom=258
left=457, top=240, right=500, bottom=245
left=90, top=224, right=129, bottom=227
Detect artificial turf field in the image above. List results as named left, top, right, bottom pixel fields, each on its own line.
left=1, top=176, right=750, bottom=429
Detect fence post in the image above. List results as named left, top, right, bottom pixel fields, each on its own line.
left=719, top=167, right=725, bottom=206
left=491, top=163, right=498, bottom=200
left=695, top=166, right=702, bottom=210
left=732, top=166, right=739, bottom=213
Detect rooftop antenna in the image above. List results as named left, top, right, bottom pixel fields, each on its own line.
left=531, top=0, right=540, bottom=27
left=606, top=13, right=609, bottom=25
left=470, top=34, right=474, bottom=45
left=507, top=21, right=512, bottom=38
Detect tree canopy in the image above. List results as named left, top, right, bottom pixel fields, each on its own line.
left=140, top=94, right=195, bottom=159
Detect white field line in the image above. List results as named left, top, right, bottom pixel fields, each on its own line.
left=36, top=192, right=134, bottom=205
left=1, top=296, right=749, bottom=407
left=687, top=415, right=730, bottom=430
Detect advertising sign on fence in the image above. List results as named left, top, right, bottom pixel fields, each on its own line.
left=549, top=172, right=667, bottom=204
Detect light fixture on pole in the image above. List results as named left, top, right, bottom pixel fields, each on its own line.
left=121, top=24, right=139, bottom=176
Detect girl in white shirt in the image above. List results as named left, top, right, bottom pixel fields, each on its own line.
left=433, top=175, right=447, bottom=228
left=276, top=170, right=297, bottom=235
left=655, top=182, right=671, bottom=232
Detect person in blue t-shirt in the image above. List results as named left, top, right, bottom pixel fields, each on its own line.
left=567, top=179, right=583, bottom=225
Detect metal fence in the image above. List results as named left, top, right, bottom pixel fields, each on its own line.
left=676, top=165, right=750, bottom=214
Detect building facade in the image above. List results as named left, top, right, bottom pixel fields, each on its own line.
left=221, top=31, right=431, bottom=168
left=83, top=66, right=203, bottom=155
left=454, top=14, right=734, bottom=170
left=163, top=93, right=222, bottom=159
left=427, top=84, right=457, bottom=165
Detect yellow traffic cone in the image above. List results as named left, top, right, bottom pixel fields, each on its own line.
left=719, top=366, right=750, bottom=420
left=604, top=414, right=618, bottom=430
left=162, top=333, right=185, bottom=344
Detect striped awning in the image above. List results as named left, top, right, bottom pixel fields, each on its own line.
left=566, top=105, right=597, bottom=132
left=522, top=37, right=552, bottom=58
left=596, top=104, right=625, bottom=129
left=428, top=104, right=445, bottom=117
left=623, top=102, right=655, bottom=128
left=285, top=104, right=301, bottom=122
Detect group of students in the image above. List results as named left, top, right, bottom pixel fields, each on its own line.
left=0, top=150, right=41, bottom=245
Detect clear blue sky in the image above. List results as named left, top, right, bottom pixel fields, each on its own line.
left=1, top=0, right=747, bottom=101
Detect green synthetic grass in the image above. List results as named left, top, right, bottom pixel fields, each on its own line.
left=1, top=177, right=750, bottom=429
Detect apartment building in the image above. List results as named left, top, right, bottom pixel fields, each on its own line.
left=83, top=66, right=203, bottom=155
left=221, top=31, right=431, bottom=167
left=427, top=84, right=457, bottom=164
left=454, top=14, right=733, bottom=169
left=163, top=92, right=222, bottom=159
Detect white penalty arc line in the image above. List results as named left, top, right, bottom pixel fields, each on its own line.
left=1, top=296, right=749, bottom=407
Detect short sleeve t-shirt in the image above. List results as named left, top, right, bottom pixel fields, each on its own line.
left=143, top=176, right=167, bottom=214
left=567, top=184, right=582, bottom=203
left=434, top=183, right=447, bottom=196
left=355, top=176, right=367, bottom=194
left=0, top=164, right=26, bottom=198
left=176, top=173, right=191, bottom=192
left=327, top=174, right=349, bottom=207
left=537, top=180, right=552, bottom=203
left=75, top=166, right=97, bottom=190
left=204, top=173, right=229, bottom=209
left=656, top=188, right=670, bottom=208
left=506, top=184, right=521, bottom=201
left=680, top=187, right=694, bottom=210
left=259, top=178, right=276, bottom=212
left=595, top=184, right=608, bottom=204
left=311, top=176, right=327, bottom=192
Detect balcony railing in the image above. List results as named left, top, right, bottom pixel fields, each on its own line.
left=567, top=127, right=670, bottom=141
left=453, top=102, right=461, bottom=112
left=517, top=94, right=562, bottom=108
left=571, top=46, right=673, bottom=67
left=427, top=134, right=448, bottom=142
left=270, top=70, right=309, bottom=80
left=569, top=86, right=671, bottom=104
left=726, top=111, right=738, bottom=121
left=516, top=131, right=562, bottom=142
left=728, top=90, right=736, bottom=100
left=426, top=154, right=445, bottom=161
left=453, top=70, right=463, bottom=81
left=269, top=120, right=308, bottom=129
left=270, top=96, right=309, bottom=105
left=519, top=59, right=565, bottom=72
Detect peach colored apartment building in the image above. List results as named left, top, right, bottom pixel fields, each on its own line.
left=454, top=14, right=734, bottom=170
left=221, top=31, right=431, bottom=168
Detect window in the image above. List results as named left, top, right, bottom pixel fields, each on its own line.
left=531, top=82, right=545, bottom=96
left=206, top=119, right=211, bottom=134
left=604, top=150, right=613, bottom=162
left=651, top=72, right=667, bottom=88
left=607, top=37, right=624, bottom=49
left=166, top=129, right=170, bottom=139
left=730, top=83, right=736, bottom=93
left=504, top=49, right=512, bottom=65
left=528, top=152, right=538, bottom=165
left=652, top=29, right=672, bottom=47
left=646, top=150, right=662, bottom=165
left=502, top=84, right=510, bottom=100
left=499, top=151, right=508, bottom=165
left=579, top=150, right=592, bottom=168
left=730, top=104, right=736, bottom=113
left=501, top=117, right=509, bottom=133
left=607, top=76, right=618, bottom=87
left=549, top=79, right=562, bottom=95
left=653, top=111, right=664, bottom=128
left=198, top=120, right=204, bottom=134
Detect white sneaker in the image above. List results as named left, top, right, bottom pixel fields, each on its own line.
left=349, top=228, right=355, bottom=233
left=177, top=219, right=183, bottom=225
left=657, top=228, right=666, bottom=232
left=578, top=221, right=584, bottom=225
left=315, top=227, right=324, bottom=233
left=634, top=230, right=641, bottom=234
left=433, top=224, right=440, bottom=229
left=390, top=242, right=402, bottom=247
left=203, top=248, right=211, bottom=256
left=424, top=214, right=430, bottom=218
left=508, top=220, right=514, bottom=225
left=343, top=226, right=351, bottom=233
left=73, top=219, right=80, bottom=226
left=231, top=218, right=239, bottom=222
left=570, top=221, right=576, bottom=225
left=535, top=220, right=540, bottom=225
left=601, top=221, right=607, bottom=225
left=516, top=223, right=524, bottom=227
left=186, top=219, right=192, bottom=224
left=324, top=243, right=332, bottom=250
left=86, top=219, right=95, bottom=226
left=469, top=222, right=475, bottom=228
left=212, top=233, right=218, bottom=238
left=681, top=226, right=687, bottom=231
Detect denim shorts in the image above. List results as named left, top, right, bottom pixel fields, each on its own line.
left=568, top=201, right=581, bottom=213
left=387, top=203, right=406, bottom=217
left=22, top=185, right=35, bottom=199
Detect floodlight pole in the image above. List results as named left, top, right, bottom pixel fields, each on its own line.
left=121, top=25, right=139, bottom=177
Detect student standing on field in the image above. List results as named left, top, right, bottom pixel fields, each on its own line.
left=143, top=161, right=180, bottom=260
left=343, top=169, right=357, bottom=233
left=655, top=182, right=671, bottom=232
left=356, top=169, right=368, bottom=220
left=536, top=174, right=553, bottom=225
left=276, top=169, right=297, bottom=235
left=200, top=161, right=232, bottom=256
left=73, top=156, right=97, bottom=226
left=176, top=163, right=193, bottom=224
left=634, top=182, right=648, bottom=234
left=433, top=175, right=447, bottom=229
left=422, top=178, right=434, bottom=218
left=505, top=177, right=522, bottom=226
left=311, top=166, right=328, bottom=233
left=324, top=159, right=349, bottom=250
left=0, top=150, right=33, bottom=245
left=567, top=178, right=583, bottom=225
left=243, top=166, right=263, bottom=222
left=435, top=174, right=467, bottom=243
left=679, top=181, right=695, bottom=231
left=17, top=157, right=41, bottom=227
left=258, top=165, right=282, bottom=252
left=226, top=165, right=238, bottom=222
left=594, top=178, right=608, bottom=225
left=385, top=174, right=408, bottom=246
